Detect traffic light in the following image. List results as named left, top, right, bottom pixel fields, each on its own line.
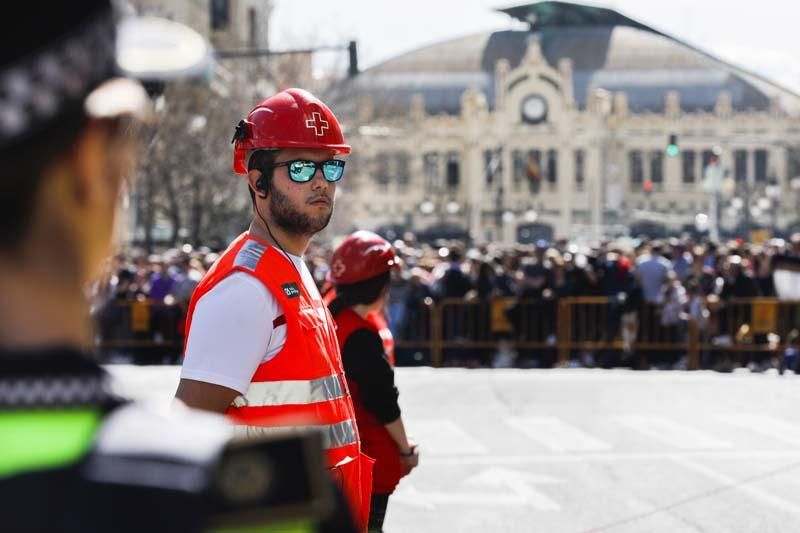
left=348, top=40, right=358, bottom=77
left=666, top=134, right=679, bottom=157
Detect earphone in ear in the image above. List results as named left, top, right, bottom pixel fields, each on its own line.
left=254, top=172, right=270, bottom=197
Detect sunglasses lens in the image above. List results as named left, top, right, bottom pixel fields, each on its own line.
left=288, top=160, right=316, bottom=182
left=322, top=160, right=345, bottom=182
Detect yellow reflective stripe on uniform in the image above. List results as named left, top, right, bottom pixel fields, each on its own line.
left=241, top=374, right=345, bottom=407
left=233, top=419, right=357, bottom=450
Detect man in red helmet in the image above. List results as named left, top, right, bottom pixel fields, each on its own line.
left=175, top=88, right=372, bottom=530
left=327, top=231, right=419, bottom=532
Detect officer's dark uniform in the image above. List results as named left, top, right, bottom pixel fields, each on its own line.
left=0, top=348, right=215, bottom=532
left=0, top=2, right=355, bottom=531
left=0, top=348, right=357, bottom=532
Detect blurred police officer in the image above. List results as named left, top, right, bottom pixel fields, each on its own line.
left=0, top=2, right=355, bottom=532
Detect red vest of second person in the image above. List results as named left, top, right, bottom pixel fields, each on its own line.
left=184, top=233, right=373, bottom=530
left=322, top=288, right=395, bottom=366
left=333, top=308, right=404, bottom=495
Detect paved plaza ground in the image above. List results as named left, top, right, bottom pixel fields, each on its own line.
left=108, top=366, right=800, bottom=533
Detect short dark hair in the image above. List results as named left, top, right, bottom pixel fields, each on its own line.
left=246, top=149, right=279, bottom=205
left=332, top=271, right=391, bottom=311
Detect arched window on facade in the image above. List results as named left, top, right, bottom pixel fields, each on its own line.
left=629, top=150, right=644, bottom=188
left=424, top=152, right=441, bottom=191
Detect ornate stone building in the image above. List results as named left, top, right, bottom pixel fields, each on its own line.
left=326, top=1, right=800, bottom=244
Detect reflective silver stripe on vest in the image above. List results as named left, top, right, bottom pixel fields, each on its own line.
left=233, top=239, right=267, bottom=270
left=241, top=374, right=345, bottom=407
left=232, top=419, right=357, bottom=450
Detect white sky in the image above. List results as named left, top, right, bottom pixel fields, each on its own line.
left=270, top=0, right=800, bottom=94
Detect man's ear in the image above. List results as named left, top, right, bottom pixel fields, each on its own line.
left=248, top=168, right=267, bottom=199
left=68, top=120, right=109, bottom=206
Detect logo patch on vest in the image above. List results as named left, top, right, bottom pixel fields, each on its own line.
left=282, top=282, right=301, bottom=298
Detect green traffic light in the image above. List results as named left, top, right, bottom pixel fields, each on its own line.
left=666, top=133, right=679, bottom=157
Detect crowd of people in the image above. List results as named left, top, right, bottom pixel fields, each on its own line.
left=372, top=232, right=800, bottom=370
left=91, top=232, right=800, bottom=370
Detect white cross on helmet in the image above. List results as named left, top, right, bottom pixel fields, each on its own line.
left=331, top=259, right=346, bottom=279
left=305, top=111, right=329, bottom=136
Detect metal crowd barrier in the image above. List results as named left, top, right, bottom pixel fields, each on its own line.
left=696, top=298, right=800, bottom=367
left=96, top=298, right=800, bottom=370
left=394, top=297, right=800, bottom=369
left=94, top=300, right=185, bottom=363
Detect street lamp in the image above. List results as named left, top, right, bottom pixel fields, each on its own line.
left=695, top=213, right=709, bottom=233
left=524, top=208, right=538, bottom=222
left=420, top=200, right=435, bottom=215
left=445, top=201, right=460, bottom=214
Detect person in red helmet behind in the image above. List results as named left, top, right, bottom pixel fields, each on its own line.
left=175, top=88, right=370, bottom=531
left=327, top=231, right=420, bottom=532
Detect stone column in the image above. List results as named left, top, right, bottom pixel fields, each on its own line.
left=558, top=141, right=575, bottom=238
left=461, top=89, right=489, bottom=244
left=773, top=142, right=789, bottom=228
left=503, top=213, right=516, bottom=244
left=494, top=59, right=510, bottom=114
left=587, top=138, right=604, bottom=233
left=558, top=58, right=574, bottom=109
left=409, top=146, right=424, bottom=234
left=464, top=140, right=483, bottom=244
left=665, top=148, right=681, bottom=193
left=497, top=141, right=514, bottom=242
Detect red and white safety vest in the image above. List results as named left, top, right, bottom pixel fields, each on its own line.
left=322, top=289, right=395, bottom=366
left=333, top=307, right=405, bottom=495
left=185, top=232, right=373, bottom=529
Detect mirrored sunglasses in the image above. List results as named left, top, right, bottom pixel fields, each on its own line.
left=272, top=159, right=345, bottom=183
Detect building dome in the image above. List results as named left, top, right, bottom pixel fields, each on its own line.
left=327, top=1, right=800, bottom=118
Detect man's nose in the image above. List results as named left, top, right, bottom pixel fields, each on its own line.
left=309, top=168, right=329, bottom=190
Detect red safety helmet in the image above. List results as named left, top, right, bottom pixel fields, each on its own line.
left=232, top=88, right=350, bottom=174
left=328, top=231, right=401, bottom=285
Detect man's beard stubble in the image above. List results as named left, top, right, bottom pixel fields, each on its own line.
left=269, top=187, right=333, bottom=236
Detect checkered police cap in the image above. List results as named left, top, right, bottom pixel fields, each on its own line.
left=0, top=1, right=122, bottom=149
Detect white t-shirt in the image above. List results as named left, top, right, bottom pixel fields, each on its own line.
left=180, top=252, right=323, bottom=394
